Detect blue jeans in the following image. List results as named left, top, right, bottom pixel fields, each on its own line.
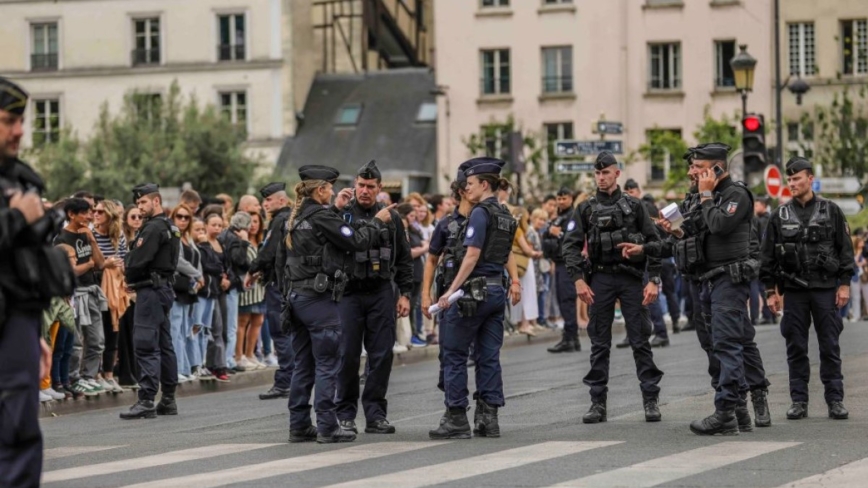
left=170, top=302, right=192, bottom=376
left=224, top=289, right=239, bottom=368
left=260, top=318, right=273, bottom=356
left=51, top=326, right=74, bottom=386
left=537, top=272, right=550, bottom=323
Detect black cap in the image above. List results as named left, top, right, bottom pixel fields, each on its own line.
left=456, top=160, right=474, bottom=183
left=556, top=186, right=573, bottom=197
left=785, top=156, right=813, bottom=176
left=259, top=182, right=286, bottom=198
left=298, top=165, right=340, bottom=183
left=692, top=143, right=731, bottom=161
left=357, top=160, right=381, bottom=180
left=624, top=178, right=639, bottom=190
left=462, top=157, right=505, bottom=178
left=132, top=183, right=159, bottom=201
left=682, top=147, right=696, bottom=162
left=0, top=77, right=28, bottom=116
left=594, top=151, right=619, bottom=170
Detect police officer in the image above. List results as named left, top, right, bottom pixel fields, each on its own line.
left=430, top=157, right=520, bottom=440
left=761, top=156, right=853, bottom=421
left=0, top=76, right=72, bottom=487
left=545, top=187, right=582, bottom=353
left=283, top=165, right=394, bottom=444
left=248, top=182, right=294, bottom=400
left=333, top=160, right=413, bottom=435
left=563, top=152, right=665, bottom=424
left=121, top=183, right=181, bottom=419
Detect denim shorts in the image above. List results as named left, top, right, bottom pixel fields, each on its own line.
left=239, top=302, right=266, bottom=315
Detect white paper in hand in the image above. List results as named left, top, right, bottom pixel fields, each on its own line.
left=428, top=289, right=465, bottom=315
left=661, top=203, right=684, bottom=230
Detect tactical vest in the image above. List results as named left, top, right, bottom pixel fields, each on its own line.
left=286, top=205, right=346, bottom=282
left=542, top=211, right=570, bottom=261
left=451, top=200, right=517, bottom=269
left=151, top=215, right=181, bottom=277
left=343, top=202, right=394, bottom=281
left=587, top=196, right=645, bottom=265
left=674, top=192, right=708, bottom=274
left=702, top=182, right=753, bottom=268
left=438, top=214, right=467, bottom=289
left=774, top=198, right=838, bottom=283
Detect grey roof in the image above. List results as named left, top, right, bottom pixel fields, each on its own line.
left=277, top=68, right=437, bottom=183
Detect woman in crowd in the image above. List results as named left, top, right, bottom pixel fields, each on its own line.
left=200, top=211, right=231, bottom=382
left=851, top=236, right=868, bottom=321
left=408, top=192, right=435, bottom=242
left=397, top=203, right=429, bottom=347
left=116, top=204, right=144, bottom=389
left=169, top=204, right=200, bottom=382
left=237, top=210, right=267, bottom=370
left=220, top=212, right=252, bottom=372
left=122, top=204, right=143, bottom=243
left=530, top=208, right=554, bottom=329
left=509, top=206, right=541, bottom=336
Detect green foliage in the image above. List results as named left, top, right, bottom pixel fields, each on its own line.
left=27, top=81, right=259, bottom=202
left=637, top=128, right=689, bottom=192
left=798, top=85, right=868, bottom=178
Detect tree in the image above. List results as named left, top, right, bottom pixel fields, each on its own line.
left=798, top=85, right=868, bottom=178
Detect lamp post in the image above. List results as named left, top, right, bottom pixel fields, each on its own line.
left=730, top=44, right=758, bottom=118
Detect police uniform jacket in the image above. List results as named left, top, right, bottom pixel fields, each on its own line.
left=698, top=176, right=754, bottom=270
left=250, top=206, right=291, bottom=286
left=124, top=214, right=179, bottom=285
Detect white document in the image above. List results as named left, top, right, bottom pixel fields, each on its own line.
left=661, top=203, right=684, bottom=230
left=428, top=289, right=465, bottom=315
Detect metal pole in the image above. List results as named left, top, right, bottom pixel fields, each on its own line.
left=742, top=92, right=748, bottom=119
left=774, top=0, right=783, bottom=167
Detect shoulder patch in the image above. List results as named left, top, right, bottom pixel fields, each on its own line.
left=136, top=238, right=143, bottom=248
left=726, top=201, right=738, bottom=215
left=566, top=220, right=576, bottom=232
left=466, top=226, right=475, bottom=239
left=340, top=225, right=354, bottom=237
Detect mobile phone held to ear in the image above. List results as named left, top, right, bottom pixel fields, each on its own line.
left=713, top=165, right=725, bottom=179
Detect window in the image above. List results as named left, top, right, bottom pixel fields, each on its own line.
left=714, top=40, right=736, bottom=88
left=480, top=49, right=510, bottom=95
left=132, top=18, right=160, bottom=66
left=481, top=0, right=509, bottom=7
left=335, top=104, right=362, bottom=126
left=132, top=93, right=162, bottom=124
left=646, top=0, right=683, bottom=6
left=31, top=23, right=58, bottom=71
left=542, top=46, right=573, bottom=93
left=648, top=43, right=681, bottom=90
left=218, top=14, right=246, bottom=61
left=545, top=122, right=574, bottom=171
left=543, top=0, right=572, bottom=4
left=415, top=102, right=437, bottom=123
left=481, top=125, right=510, bottom=161
left=32, top=99, right=60, bottom=146
left=842, top=19, right=868, bottom=76
left=786, top=121, right=814, bottom=158
left=787, top=122, right=799, bottom=142
left=219, top=91, right=247, bottom=131
left=788, top=22, right=816, bottom=76
left=645, top=128, right=682, bottom=181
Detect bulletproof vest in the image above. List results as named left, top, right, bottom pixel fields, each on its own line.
left=151, top=215, right=181, bottom=276
left=587, top=196, right=645, bottom=265
left=674, top=192, right=708, bottom=274
left=438, top=214, right=467, bottom=289
left=476, top=200, right=518, bottom=265
left=342, top=202, right=394, bottom=281
left=542, top=211, right=570, bottom=262
left=702, top=182, right=753, bottom=268
left=774, top=198, right=837, bottom=282
left=286, top=204, right=345, bottom=282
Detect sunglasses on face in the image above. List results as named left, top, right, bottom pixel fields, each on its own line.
left=94, top=209, right=105, bottom=215
left=129, top=215, right=143, bottom=221
left=175, top=214, right=191, bottom=221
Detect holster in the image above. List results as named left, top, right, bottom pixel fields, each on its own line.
left=280, top=296, right=293, bottom=334
left=332, top=270, right=348, bottom=302
left=457, top=297, right=478, bottom=318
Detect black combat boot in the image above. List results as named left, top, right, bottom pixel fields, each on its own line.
left=339, top=419, right=358, bottom=434
left=258, top=387, right=289, bottom=400
left=547, top=338, right=578, bottom=353
left=786, top=402, right=808, bottom=419
left=690, top=410, right=739, bottom=436
left=582, top=400, right=607, bottom=424
left=573, top=339, right=582, bottom=352
left=734, top=404, right=753, bottom=432
left=828, top=401, right=849, bottom=420
left=119, top=400, right=156, bottom=420
left=317, top=426, right=357, bottom=444
left=649, top=336, right=670, bottom=348
left=429, top=408, right=472, bottom=440
left=475, top=400, right=500, bottom=438
left=644, top=397, right=662, bottom=422
left=365, top=419, right=396, bottom=434
left=751, top=389, right=771, bottom=427
left=472, top=398, right=482, bottom=434
left=156, top=393, right=177, bottom=416
left=289, top=425, right=318, bottom=443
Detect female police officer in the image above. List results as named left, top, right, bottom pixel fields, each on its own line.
left=283, top=165, right=394, bottom=444
left=430, top=157, right=521, bottom=440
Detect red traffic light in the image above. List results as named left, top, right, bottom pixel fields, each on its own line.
left=743, top=116, right=761, bottom=132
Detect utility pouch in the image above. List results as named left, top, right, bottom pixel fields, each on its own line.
left=332, top=270, right=348, bottom=302
left=611, top=230, right=625, bottom=247
left=370, top=249, right=381, bottom=274
left=280, top=298, right=293, bottom=334
left=601, top=233, right=613, bottom=254
left=780, top=243, right=801, bottom=272
left=727, top=262, right=744, bottom=283
left=379, top=247, right=392, bottom=278
left=816, top=254, right=839, bottom=273
left=457, top=297, right=478, bottom=318
left=806, top=225, right=822, bottom=243
left=469, top=278, right=488, bottom=302
left=313, top=273, right=329, bottom=293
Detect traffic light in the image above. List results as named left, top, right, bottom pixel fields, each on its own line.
left=742, top=113, right=766, bottom=174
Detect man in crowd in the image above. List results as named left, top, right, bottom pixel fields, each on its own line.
left=751, top=197, right=775, bottom=325
left=544, top=188, right=582, bottom=353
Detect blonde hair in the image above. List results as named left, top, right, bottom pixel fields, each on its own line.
left=406, top=192, right=433, bottom=226
left=100, top=200, right=124, bottom=251
left=285, top=179, right=329, bottom=249
left=531, top=208, right=548, bottom=222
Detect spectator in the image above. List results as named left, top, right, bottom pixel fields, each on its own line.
left=180, top=189, right=202, bottom=216
left=429, top=194, right=453, bottom=225
left=397, top=202, right=428, bottom=347
left=215, top=193, right=235, bottom=220
left=219, top=211, right=253, bottom=371
left=407, top=192, right=435, bottom=242
left=376, top=191, right=392, bottom=205
left=237, top=210, right=267, bottom=370
left=170, top=204, right=200, bottom=383
left=509, top=205, right=541, bottom=336
left=852, top=236, right=868, bottom=321
left=116, top=204, right=143, bottom=389
left=530, top=208, right=553, bottom=328
left=200, top=213, right=231, bottom=382
left=123, top=204, right=143, bottom=243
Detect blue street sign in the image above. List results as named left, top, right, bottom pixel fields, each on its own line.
left=555, top=140, right=624, bottom=158
left=812, top=180, right=821, bottom=192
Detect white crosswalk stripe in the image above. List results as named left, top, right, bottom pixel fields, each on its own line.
left=44, top=445, right=126, bottom=460
left=120, top=442, right=442, bottom=488
left=42, top=444, right=279, bottom=484
left=322, top=441, right=622, bottom=488
left=550, top=441, right=801, bottom=487
left=774, top=457, right=868, bottom=487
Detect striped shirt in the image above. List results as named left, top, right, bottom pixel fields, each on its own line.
left=240, top=244, right=266, bottom=307
left=93, top=229, right=128, bottom=260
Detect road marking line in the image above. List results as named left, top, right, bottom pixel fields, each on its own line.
left=44, top=445, right=126, bottom=460
left=774, top=456, right=868, bottom=487
left=323, top=441, right=622, bottom=488
left=120, top=442, right=442, bottom=488
left=551, top=441, right=800, bottom=487
left=43, top=444, right=278, bottom=483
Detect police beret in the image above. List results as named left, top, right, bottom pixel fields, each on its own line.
left=624, top=178, right=639, bottom=190
left=132, top=183, right=159, bottom=201
left=594, top=151, right=618, bottom=170
left=259, top=182, right=286, bottom=198
left=556, top=186, right=572, bottom=197
left=357, top=160, right=381, bottom=180
left=298, top=165, right=339, bottom=183
left=692, top=143, right=731, bottom=161
left=462, top=157, right=505, bottom=178
left=682, top=147, right=696, bottom=161
left=786, top=156, right=813, bottom=176
left=0, top=76, right=28, bottom=116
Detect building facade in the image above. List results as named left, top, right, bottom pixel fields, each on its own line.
left=433, top=0, right=774, bottom=193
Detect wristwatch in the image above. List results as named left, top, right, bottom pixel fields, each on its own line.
left=649, top=276, right=662, bottom=285
left=700, top=190, right=714, bottom=199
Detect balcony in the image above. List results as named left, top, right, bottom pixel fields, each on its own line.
left=480, top=77, right=511, bottom=96
left=131, top=48, right=160, bottom=66
left=542, top=76, right=574, bottom=94
left=217, top=44, right=246, bottom=62
left=30, top=53, right=58, bottom=71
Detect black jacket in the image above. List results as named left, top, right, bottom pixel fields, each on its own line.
left=218, top=229, right=251, bottom=292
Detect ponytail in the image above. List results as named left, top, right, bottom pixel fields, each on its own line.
left=284, top=179, right=328, bottom=249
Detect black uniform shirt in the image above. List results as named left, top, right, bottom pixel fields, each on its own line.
left=343, top=200, right=414, bottom=295
left=251, top=206, right=291, bottom=286
left=125, top=214, right=177, bottom=284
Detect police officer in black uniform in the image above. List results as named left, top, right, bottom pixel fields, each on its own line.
left=334, top=160, right=413, bottom=435
left=563, top=152, right=665, bottom=424
left=248, top=182, right=294, bottom=400
left=545, top=187, right=582, bottom=353
left=430, top=158, right=521, bottom=439
left=283, top=165, right=394, bottom=444
left=121, top=183, right=181, bottom=419
left=0, top=76, right=73, bottom=487
left=761, top=156, right=853, bottom=421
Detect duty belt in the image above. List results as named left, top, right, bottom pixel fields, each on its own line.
left=474, top=276, right=505, bottom=287
left=290, top=278, right=335, bottom=292
left=591, top=264, right=644, bottom=279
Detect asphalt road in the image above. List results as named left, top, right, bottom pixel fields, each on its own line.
left=41, top=321, right=868, bottom=487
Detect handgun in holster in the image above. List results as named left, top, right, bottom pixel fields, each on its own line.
left=332, top=270, right=348, bottom=302
left=280, top=298, right=293, bottom=334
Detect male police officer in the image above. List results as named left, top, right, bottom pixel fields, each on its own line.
left=563, top=152, right=665, bottom=424
left=0, top=76, right=73, bottom=487
left=761, top=157, right=853, bottom=421
left=545, top=187, right=582, bottom=353
left=334, top=160, right=413, bottom=435
left=121, top=183, right=181, bottom=419
left=248, top=182, right=294, bottom=400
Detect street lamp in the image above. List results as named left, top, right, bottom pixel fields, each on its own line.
left=730, top=44, right=758, bottom=117
left=787, top=77, right=811, bottom=105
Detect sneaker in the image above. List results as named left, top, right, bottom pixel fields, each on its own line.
left=42, top=388, right=65, bottom=401
left=53, top=383, right=73, bottom=400
left=39, top=390, right=54, bottom=403
left=107, top=378, right=126, bottom=393
left=199, top=368, right=215, bottom=380
left=178, top=374, right=189, bottom=383
left=410, top=336, right=428, bottom=348
left=263, top=355, right=279, bottom=368
left=62, top=383, right=82, bottom=400
left=393, top=343, right=409, bottom=354
left=97, top=377, right=113, bottom=391
left=84, top=378, right=105, bottom=393
left=73, top=379, right=99, bottom=397
left=237, top=356, right=254, bottom=371
left=214, top=369, right=230, bottom=382
left=252, top=359, right=267, bottom=370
